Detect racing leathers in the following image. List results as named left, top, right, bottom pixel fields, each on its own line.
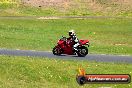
left=68, top=34, right=80, bottom=51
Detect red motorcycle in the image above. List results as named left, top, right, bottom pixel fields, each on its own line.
left=52, top=36, right=90, bottom=57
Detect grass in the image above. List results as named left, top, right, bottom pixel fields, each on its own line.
left=0, top=18, right=132, bottom=55
left=0, top=55, right=132, bottom=88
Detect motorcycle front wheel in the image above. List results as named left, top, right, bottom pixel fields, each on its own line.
left=77, top=46, right=88, bottom=57
left=52, top=46, right=63, bottom=55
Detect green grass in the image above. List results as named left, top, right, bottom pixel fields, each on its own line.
left=0, top=18, right=132, bottom=55
left=0, top=55, right=132, bottom=88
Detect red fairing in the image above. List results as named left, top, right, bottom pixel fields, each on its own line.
left=57, top=40, right=64, bottom=45
left=57, top=39, right=73, bottom=55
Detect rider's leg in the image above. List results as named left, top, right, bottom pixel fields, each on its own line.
left=73, top=43, right=80, bottom=51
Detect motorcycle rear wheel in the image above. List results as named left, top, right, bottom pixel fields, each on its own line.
left=77, top=46, right=88, bottom=57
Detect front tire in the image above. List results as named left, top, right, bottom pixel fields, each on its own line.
left=77, top=46, right=88, bottom=57
left=52, top=46, right=62, bottom=55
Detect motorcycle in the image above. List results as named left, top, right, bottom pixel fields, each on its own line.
left=52, top=36, right=90, bottom=57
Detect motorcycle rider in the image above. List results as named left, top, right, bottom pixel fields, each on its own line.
left=68, top=30, right=80, bottom=52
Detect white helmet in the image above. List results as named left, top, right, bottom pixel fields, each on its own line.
left=69, top=30, right=75, bottom=36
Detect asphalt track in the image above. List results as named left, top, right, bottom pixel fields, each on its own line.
left=0, top=49, right=132, bottom=63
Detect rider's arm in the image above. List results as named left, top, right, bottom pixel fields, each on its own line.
left=73, top=35, right=79, bottom=43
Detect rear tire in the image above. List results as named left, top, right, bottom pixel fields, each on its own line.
left=77, top=46, right=88, bottom=57
left=52, top=46, right=62, bottom=55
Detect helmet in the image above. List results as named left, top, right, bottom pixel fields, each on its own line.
left=69, top=30, right=75, bottom=36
